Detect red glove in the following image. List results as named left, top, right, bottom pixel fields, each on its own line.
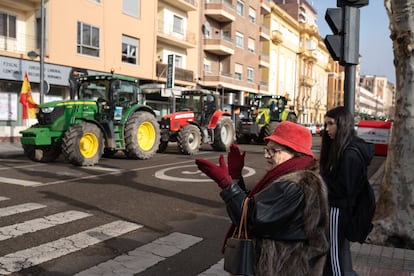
left=227, top=144, right=245, bottom=179
left=195, top=155, right=233, bottom=189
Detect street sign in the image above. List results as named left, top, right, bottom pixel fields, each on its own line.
left=166, top=54, right=175, bottom=89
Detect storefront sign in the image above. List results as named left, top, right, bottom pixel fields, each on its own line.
left=0, top=56, right=72, bottom=86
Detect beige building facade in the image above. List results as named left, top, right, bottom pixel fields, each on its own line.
left=0, top=0, right=338, bottom=139
left=358, top=75, right=395, bottom=120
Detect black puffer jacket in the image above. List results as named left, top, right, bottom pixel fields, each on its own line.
left=323, top=137, right=375, bottom=208
left=220, top=170, right=329, bottom=275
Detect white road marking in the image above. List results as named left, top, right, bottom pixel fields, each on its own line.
left=0, top=220, right=142, bottom=275
left=0, top=176, right=43, bottom=187
left=0, top=203, right=46, bottom=218
left=0, top=163, right=44, bottom=170
left=1, top=156, right=222, bottom=187
left=155, top=165, right=256, bottom=182
left=0, top=210, right=92, bottom=241
left=198, top=258, right=227, bottom=276
left=81, top=166, right=122, bottom=172
left=0, top=196, right=9, bottom=201
left=36, top=159, right=202, bottom=187
left=75, top=232, right=202, bottom=276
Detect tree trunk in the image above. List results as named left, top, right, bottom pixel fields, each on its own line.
left=371, top=0, right=414, bottom=248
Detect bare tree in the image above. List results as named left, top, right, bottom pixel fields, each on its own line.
left=371, top=0, right=414, bottom=248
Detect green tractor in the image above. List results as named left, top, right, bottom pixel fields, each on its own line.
left=20, top=74, right=160, bottom=166
left=236, top=95, right=296, bottom=144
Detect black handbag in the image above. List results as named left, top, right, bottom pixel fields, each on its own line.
left=224, top=197, right=256, bottom=275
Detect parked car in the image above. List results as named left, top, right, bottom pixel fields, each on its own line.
left=303, top=124, right=317, bottom=135
left=316, top=124, right=324, bottom=136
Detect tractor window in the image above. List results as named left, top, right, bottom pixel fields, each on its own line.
left=180, top=94, right=202, bottom=113
left=203, top=95, right=215, bottom=113
left=115, top=81, right=137, bottom=104
left=79, top=83, right=106, bottom=100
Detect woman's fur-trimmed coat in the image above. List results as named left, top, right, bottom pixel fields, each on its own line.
left=253, top=170, right=329, bottom=276
left=221, top=169, right=329, bottom=276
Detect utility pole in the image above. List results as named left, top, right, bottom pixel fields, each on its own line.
left=40, top=0, right=45, bottom=104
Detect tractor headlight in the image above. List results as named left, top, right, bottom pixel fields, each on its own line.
left=41, top=107, right=55, bottom=113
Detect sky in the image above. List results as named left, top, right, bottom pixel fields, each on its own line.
left=310, top=1, right=395, bottom=84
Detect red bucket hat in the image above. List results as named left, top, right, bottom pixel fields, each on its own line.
left=264, top=121, right=314, bottom=157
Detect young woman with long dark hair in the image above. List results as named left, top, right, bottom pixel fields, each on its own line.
left=320, top=106, right=374, bottom=276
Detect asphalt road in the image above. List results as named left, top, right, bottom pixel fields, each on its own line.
left=0, top=137, right=385, bottom=275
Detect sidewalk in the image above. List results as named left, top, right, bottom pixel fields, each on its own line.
left=352, top=242, right=414, bottom=275
left=0, top=142, right=414, bottom=275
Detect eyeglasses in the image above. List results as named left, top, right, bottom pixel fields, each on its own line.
left=263, top=147, right=284, bottom=157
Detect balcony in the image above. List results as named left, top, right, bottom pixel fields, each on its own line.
left=205, top=0, right=236, bottom=22
left=156, top=62, right=194, bottom=83
left=157, top=20, right=196, bottom=49
left=260, top=25, right=270, bottom=41
left=258, top=81, right=269, bottom=94
left=259, top=52, right=269, bottom=68
left=203, top=35, right=234, bottom=55
left=300, top=75, right=314, bottom=87
left=271, top=30, right=283, bottom=44
left=302, top=49, right=318, bottom=62
left=161, top=0, right=197, bottom=11
left=260, top=0, right=271, bottom=14
left=1, top=0, right=38, bottom=11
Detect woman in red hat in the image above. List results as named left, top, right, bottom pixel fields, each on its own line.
left=196, top=121, right=329, bottom=275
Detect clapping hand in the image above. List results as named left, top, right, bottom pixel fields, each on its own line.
left=227, top=144, right=245, bottom=180
left=195, top=155, right=233, bottom=189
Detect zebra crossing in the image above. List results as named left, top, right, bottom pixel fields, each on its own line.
left=0, top=195, right=228, bottom=275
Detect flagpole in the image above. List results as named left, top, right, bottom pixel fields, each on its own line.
left=40, top=0, right=45, bottom=104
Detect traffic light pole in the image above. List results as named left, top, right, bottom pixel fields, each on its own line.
left=344, top=64, right=356, bottom=116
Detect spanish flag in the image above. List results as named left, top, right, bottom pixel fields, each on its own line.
left=19, top=72, right=38, bottom=119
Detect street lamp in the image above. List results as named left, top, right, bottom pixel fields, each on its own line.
left=27, top=51, right=39, bottom=59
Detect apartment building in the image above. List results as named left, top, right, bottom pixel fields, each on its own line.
left=326, top=60, right=345, bottom=111
left=359, top=75, right=395, bottom=120
left=0, top=0, right=336, bottom=139
left=197, top=0, right=268, bottom=109
left=272, top=0, right=331, bottom=124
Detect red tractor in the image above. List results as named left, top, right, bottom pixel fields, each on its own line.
left=158, top=89, right=235, bottom=154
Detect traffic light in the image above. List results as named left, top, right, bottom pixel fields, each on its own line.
left=337, top=0, right=369, bottom=8
left=324, top=6, right=360, bottom=65
left=324, top=8, right=343, bottom=63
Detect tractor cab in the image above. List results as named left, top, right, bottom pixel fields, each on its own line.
left=254, top=95, right=287, bottom=122
left=179, top=90, right=218, bottom=126
left=236, top=95, right=289, bottom=144
left=77, top=75, right=140, bottom=122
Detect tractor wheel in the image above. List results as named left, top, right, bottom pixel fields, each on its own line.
left=157, top=141, right=168, bottom=153
left=236, top=134, right=251, bottom=144
left=212, top=117, right=235, bottom=151
left=124, top=112, right=160, bottom=159
left=267, top=121, right=279, bottom=137
left=62, top=123, right=103, bottom=166
left=256, top=124, right=270, bottom=144
left=257, top=121, right=279, bottom=144
left=22, top=144, right=61, bottom=163
left=177, top=125, right=201, bottom=155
